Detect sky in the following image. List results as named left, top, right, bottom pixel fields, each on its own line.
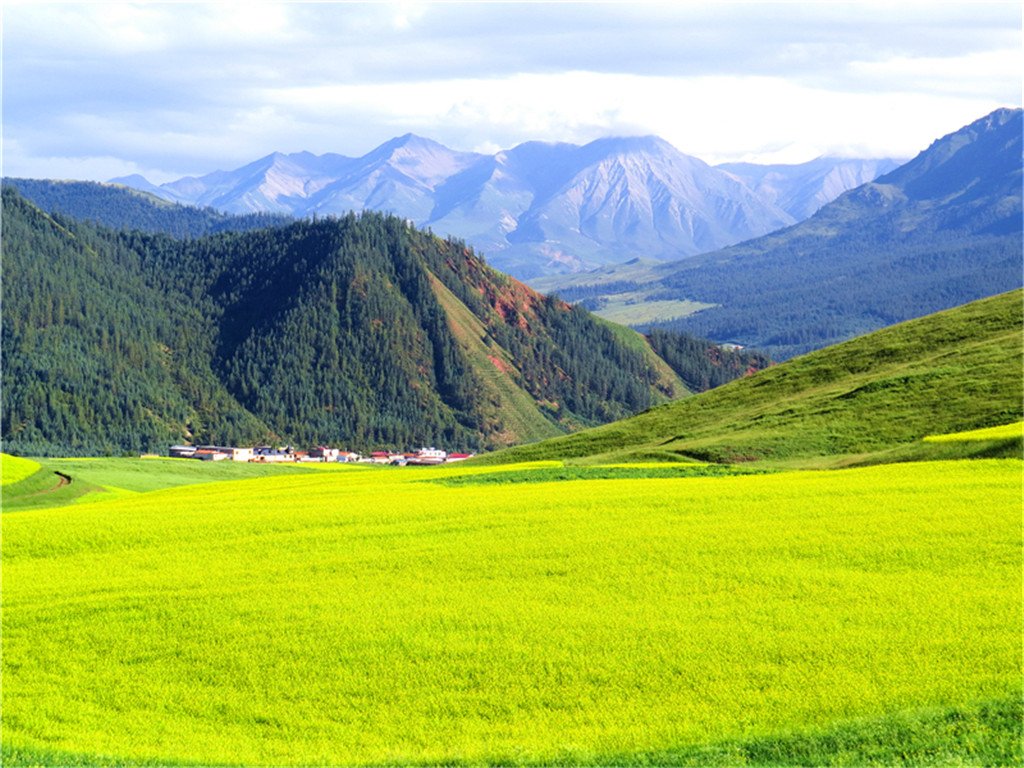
left=2, top=1, right=1021, bottom=184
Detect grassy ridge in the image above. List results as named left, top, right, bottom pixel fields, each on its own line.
left=427, top=272, right=569, bottom=445
left=471, top=290, right=1023, bottom=469
left=2, top=459, right=1020, bottom=765
left=589, top=315, right=692, bottom=399
left=1, top=463, right=108, bottom=511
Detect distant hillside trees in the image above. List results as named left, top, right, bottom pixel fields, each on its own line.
left=646, top=330, right=773, bottom=392
left=629, top=109, right=1024, bottom=360
left=641, top=230, right=1022, bottom=359
left=2, top=178, right=293, bottom=239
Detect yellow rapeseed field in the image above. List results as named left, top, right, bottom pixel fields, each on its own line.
left=0, top=454, right=41, bottom=486
left=923, top=422, right=1024, bottom=442
left=2, top=459, right=1021, bottom=765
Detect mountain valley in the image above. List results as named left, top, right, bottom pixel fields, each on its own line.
left=3, top=108, right=1020, bottom=457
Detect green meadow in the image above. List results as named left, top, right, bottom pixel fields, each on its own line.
left=2, top=454, right=1021, bottom=766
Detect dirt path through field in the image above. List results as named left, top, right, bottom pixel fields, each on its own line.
left=25, top=472, right=71, bottom=497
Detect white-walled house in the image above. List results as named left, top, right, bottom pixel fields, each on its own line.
left=198, top=446, right=254, bottom=462
left=170, top=445, right=252, bottom=461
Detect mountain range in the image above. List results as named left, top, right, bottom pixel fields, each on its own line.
left=535, top=107, right=1024, bottom=361
left=716, top=156, right=903, bottom=220
left=111, top=136, right=901, bottom=279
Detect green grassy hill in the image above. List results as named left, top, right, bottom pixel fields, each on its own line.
left=472, top=290, right=1024, bottom=469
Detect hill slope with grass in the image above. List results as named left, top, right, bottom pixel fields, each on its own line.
left=472, top=289, right=1023, bottom=469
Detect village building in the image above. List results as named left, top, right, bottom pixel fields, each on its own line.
left=309, top=447, right=341, bottom=461
left=170, top=445, right=253, bottom=461
left=252, top=446, right=293, bottom=463
left=169, top=443, right=466, bottom=465
left=203, top=446, right=254, bottom=462
left=194, top=447, right=229, bottom=461
left=407, top=447, right=447, bottom=465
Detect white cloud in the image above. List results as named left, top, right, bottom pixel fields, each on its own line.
left=1, top=138, right=182, bottom=184
left=2, top=2, right=1019, bottom=180
left=391, top=2, right=427, bottom=30
left=847, top=48, right=1022, bottom=101
left=259, top=71, right=1007, bottom=163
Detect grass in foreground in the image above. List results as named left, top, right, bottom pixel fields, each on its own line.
left=2, top=459, right=1020, bottom=766
left=2, top=696, right=1018, bottom=767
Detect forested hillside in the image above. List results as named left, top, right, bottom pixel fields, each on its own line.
left=1, top=187, right=770, bottom=456
left=3, top=178, right=293, bottom=239
left=0, top=189, right=272, bottom=456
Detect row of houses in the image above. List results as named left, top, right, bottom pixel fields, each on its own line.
left=168, top=444, right=474, bottom=465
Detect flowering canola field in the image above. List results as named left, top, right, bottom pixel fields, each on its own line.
left=0, top=454, right=40, bottom=486
left=2, top=459, right=1021, bottom=765
left=923, top=422, right=1024, bottom=442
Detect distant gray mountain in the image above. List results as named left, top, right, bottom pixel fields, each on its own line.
left=111, top=135, right=894, bottom=279
left=488, top=136, right=799, bottom=277
left=716, top=157, right=905, bottom=220
left=108, top=173, right=172, bottom=198
left=303, top=135, right=485, bottom=223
